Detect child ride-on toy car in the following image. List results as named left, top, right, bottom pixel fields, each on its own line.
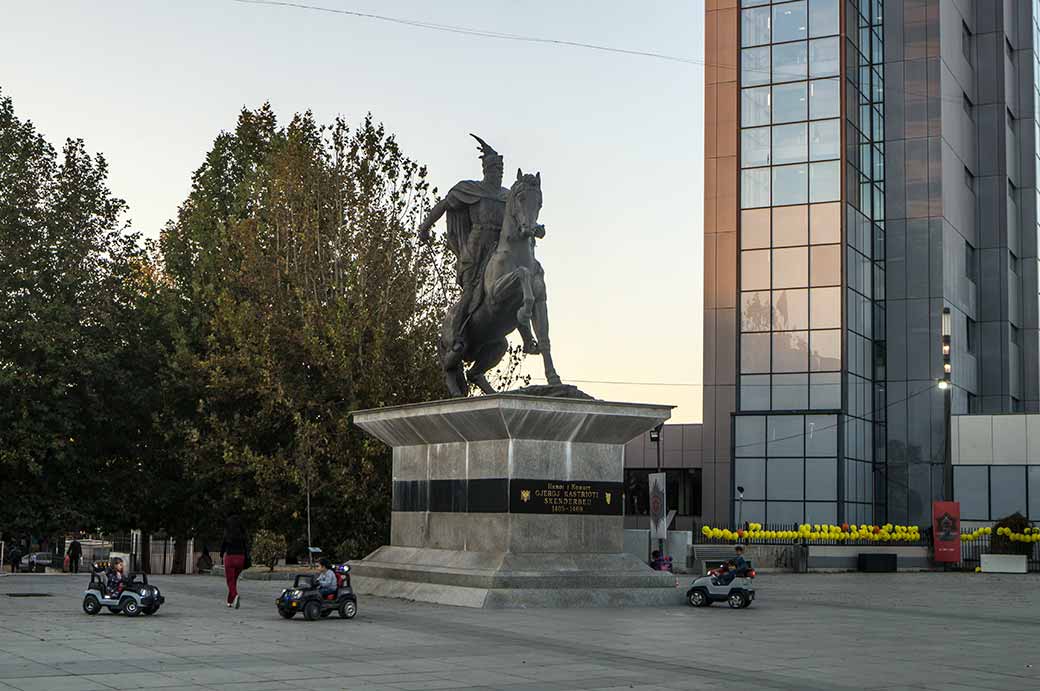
left=686, top=561, right=756, bottom=609
left=276, top=563, right=357, bottom=621
left=82, top=565, right=164, bottom=617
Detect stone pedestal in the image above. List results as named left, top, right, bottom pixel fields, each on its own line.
left=351, top=394, right=682, bottom=608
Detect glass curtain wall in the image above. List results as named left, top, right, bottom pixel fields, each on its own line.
left=735, top=0, right=844, bottom=524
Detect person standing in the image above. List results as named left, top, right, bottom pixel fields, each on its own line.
left=8, top=544, right=20, bottom=573
left=67, top=538, right=82, bottom=574
left=220, top=515, right=249, bottom=609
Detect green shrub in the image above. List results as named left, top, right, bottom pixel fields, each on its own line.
left=990, top=512, right=1034, bottom=556
left=251, top=529, right=287, bottom=571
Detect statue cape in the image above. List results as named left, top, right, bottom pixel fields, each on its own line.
left=444, top=180, right=507, bottom=262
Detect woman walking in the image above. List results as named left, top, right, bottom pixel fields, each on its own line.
left=220, top=514, right=249, bottom=608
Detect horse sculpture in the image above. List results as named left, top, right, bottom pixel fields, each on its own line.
left=439, top=169, right=561, bottom=397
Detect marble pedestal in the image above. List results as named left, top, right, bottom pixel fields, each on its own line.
left=351, top=394, right=682, bottom=608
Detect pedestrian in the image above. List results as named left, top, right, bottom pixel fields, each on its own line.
left=220, top=514, right=250, bottom=609
left=67, top=538, right=83, bottom=574
left=8, top=544, right=20, bottom=573
left=196, top=544, right=213, bottom=574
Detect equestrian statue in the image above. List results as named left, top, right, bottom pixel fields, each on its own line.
left=417, top=134, right=570, bottom=398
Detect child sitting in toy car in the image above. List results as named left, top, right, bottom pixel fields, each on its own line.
left=106, top=558, right=128, bottom=596
left=316, top=558, right=338, bottom=598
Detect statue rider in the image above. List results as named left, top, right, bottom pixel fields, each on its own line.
left=417, top=134, right=509, bottom=369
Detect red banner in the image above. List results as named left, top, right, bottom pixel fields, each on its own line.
left=932, top=501, right=961, bottom=563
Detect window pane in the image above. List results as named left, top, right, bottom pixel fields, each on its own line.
left=741, top=375, right=771, bottom=410
left=805, top=501, right=837, bottom=524
left=955, top=466, right=989, bottom=520
left=741, top=291, right=772, bottom=331
left=742, top=168, right=771, bottom=208
left=805, top=414, right=837, bottom=455
left=773, top=123, right=808, bottom=165
left=809, top=119, right=840, bottom=161
left=773, top=288, right=809, bottom=330
left=810, top=372, right=841, bottom=408
left=742, top=127, right=772, bottom=167
left=735, top=458, right=767, bottom=499
left=809, top=78, right=839, bottom=119
left=773, top=164, right=809, bottom=205
left=991, top=466, right=1027, bottom=517
left=741, top=333, right=772, bottom=373
left=810, top=202, right=841, bottom=243
left=767, top=500, right=805, bottom=524
left=742, top=249, right=771, bottom=289
left=810, top=287, right=841, bottom=328
left=810, top=161, right=840, bottom=202
left=742, top=7, right=772, bottom=47
left=808, top=0, right=839, bottom=38
left=772, top=1, right=808, bottom=43
left=735, top=415, right=766, bottom=457
left=773, top=331, right=809, bottom=372
left=768, top=458, right=805, bottom=500
left=772, top=373, right=808, bottom=410
left=742, top=0, right=770, bottom=7
left=810, top=244, right=841, bottom=286
left=742, top=209, right=771, bottom=248
left=773, top=205, right=808, bottom=246
left=809, top=37, right=840, bottom=78
left=742, top=46, right=771, bottom=86
left=773, top=42, right=808, bottom=82
left=773, top=246, right=808, bottom=288
left=810, top=329, right=841, bottom=370
left=768, top=415, right=805, bottom=456
left=742, top=86, right=771, bottom=127
left=774, top=82, right=808, bottom=123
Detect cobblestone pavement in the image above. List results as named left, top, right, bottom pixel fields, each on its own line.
left=1, top=571, right=1038, bottom=690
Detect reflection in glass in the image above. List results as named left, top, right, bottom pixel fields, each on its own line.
left=742, top=168, right=771, bottom=208
left=742, top=209, right=771, bottom=248
left=741, top=375, right=771, bottom=411
left=809, top=79, right=839, bottom=119
left=741, top=291, right=772, bottom=331
left=810, top=202, right=841, bottom=243
left=808, top=0, right=840, bottom=38
left=991, top=466, right=1027, bottom=517
left=772, top=164, right=808, bottom=205
left=810, top=161, right=840, bottom=202
left=810, top=329, right=841, bottom=371
left=735, top=415, right=767, bottom=457
left=809, top=119, right=840, bottom=161
left=742, top=86, right=771, bottom=127
left=768, top=458, right=804, bottom=500
left=773, top=205, right=808, bottom=246
left=742, top=7, right=772, bottom=47
left=773, top=246, right=808, bottom=288
left=773, top=289, right=809, bottom=330
left=768, top=415, right=804, bottom=456
left=773, top=82, right=808, bottom=123
left=810, top=372, right=841, bottom=408
left=809, top=37, right=840, bottom=78
left=772, top=1, right=808, bottom=43
left=772, top=331, right=809, bottom=372
left=772, top=373, right=808, bottom=410
left=954, top=466, right=988, bottom=519
left=742, top=46, right=771, bottom=86
left=767, top=500, right=805, bottom=523
left=810, top=244, right=841, bottom=286
left=806, top=501, right=837, bottom=524
left=773, top=42, right=808, bottom=82
left=741, top=333, right=771, bottom=373
left=810, top=287, right=841, bottom=328
left=772, top=123, right=808, bottom=165
left=742, top=250, right=771, bottom=290
left=742, top=127, right=771, bottom=168
left=805, top=414, right=838, bottom=455
left=735, top=458, right=766, bottom=500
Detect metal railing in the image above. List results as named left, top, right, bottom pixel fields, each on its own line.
left=694, top=523, right=929, bottom=547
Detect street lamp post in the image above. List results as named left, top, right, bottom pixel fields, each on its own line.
left=736, top=486, right=745, bottom=530
left=940, top=307, right=952, bottom=501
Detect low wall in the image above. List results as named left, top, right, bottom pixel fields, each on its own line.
left=808, top=545, right=930, bottom=571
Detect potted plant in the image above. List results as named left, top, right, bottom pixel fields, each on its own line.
left=981, top=513, right=1032, bottom=573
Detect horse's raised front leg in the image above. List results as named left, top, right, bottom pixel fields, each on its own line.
left=532, top=273, right=561, bottom=386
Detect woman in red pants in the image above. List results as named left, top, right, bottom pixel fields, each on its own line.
left=220, top=514, right=249, bottom=608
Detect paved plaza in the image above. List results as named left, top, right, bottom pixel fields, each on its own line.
left=1, top=571, right=1039, bottom=690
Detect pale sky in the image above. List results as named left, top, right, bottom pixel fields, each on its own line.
left=1, top=0, right=705, bottom=422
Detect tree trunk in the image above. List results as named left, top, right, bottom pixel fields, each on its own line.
left=140, top=532, right=151, bottom=574
left=171, top=537, right=187, bottom=574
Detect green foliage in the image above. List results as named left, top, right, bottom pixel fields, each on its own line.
left=251, top=529, right=287, bottom=571
left=991, top=512, right=1034, bottom=556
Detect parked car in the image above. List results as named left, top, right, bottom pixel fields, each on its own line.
left=20, top=552, right=54, bottom=572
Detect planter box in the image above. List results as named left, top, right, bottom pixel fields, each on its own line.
left=981, top=554, right=1027, bottom=574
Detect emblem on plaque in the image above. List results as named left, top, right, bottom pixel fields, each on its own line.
left=520, top=489, right=531, bottom=503
left=605, top=492, right=612, bottom=505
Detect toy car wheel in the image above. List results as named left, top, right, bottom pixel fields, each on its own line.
left=687, top=589, right=708, bottom=608
left=278, top=609, right=295, bottom=619
left=121, top=598, right=140, bottom=617
left=727, top=591, right=747, bottom=609
left=303, top=601, right=321, bottom=621
left=339, top=600, right=357, bottom=619
left=83, top=595, right=101, bottom=616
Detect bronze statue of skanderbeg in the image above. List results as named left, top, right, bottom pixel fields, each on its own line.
left=417, top=134, right=509, bottom=369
